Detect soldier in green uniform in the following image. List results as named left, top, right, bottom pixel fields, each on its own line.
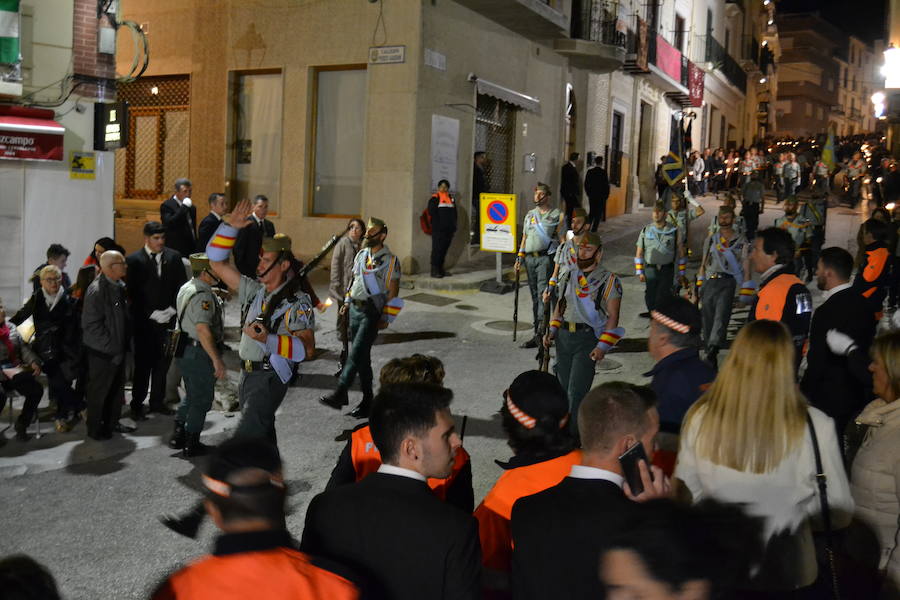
left=168, top=253, right=226, bottom=457
left=320, top=217, right=403, bottom=418
left=206, top=200, right=316, bottom=444
left=798, top=192, right=826, bottom=283
left=543, top=232, right=624, bottom=432
left=635, top=202, right=685, bottom=316
left=775, top=197, right=812, bottom=280
left=666, top=190, right=705, bottom=251
left=516, top=183, right=563, bottom=349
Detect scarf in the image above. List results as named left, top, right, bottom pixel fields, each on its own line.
left=437, top=191, right=454, bottom=207
left=0, top=322, right=17, bottom=365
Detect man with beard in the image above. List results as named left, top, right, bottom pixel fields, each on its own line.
left=206, top=200, right=315, bottom=443
left=635, top=202, right=684, bottom=317
left=697, top=206, right=749, bottom=368
left=544, top=207, right=589, bottom=305
left=543, top=232, right=624, bottom=432
left=801, top=247, right=875, bottom=437
left=320, top=218, right=403, bottom=419
left=775, top=197, right=812, bottom=280
left=516, top=183, right=563, bottom=349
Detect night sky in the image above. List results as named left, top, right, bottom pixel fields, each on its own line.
left=778, top=0, right=885, bottom=44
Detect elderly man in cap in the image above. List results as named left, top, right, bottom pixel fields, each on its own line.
left=321, top=217, right=403, bottom=418
left=206, top=200, right=315, bottom=443
left=516, top=183, right=563, bottom=349
left=168, top=253, right=227, bottom=457
left=544, top=231, right=624, bottom=432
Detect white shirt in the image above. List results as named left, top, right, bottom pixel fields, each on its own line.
left=145, top=245, right=162, bottom=277
left=568, top=465, right=624, bottom=488
left=822, top=281, right=851, bottom=301
left=377, top=464, right=427, bottom=483
left=210, top=211, right=223, bottom=221
left=760, top=263, right=783, bottom=283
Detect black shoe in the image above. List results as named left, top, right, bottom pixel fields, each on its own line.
left=113, top=422, right=137, bottom=434
left=168, top=421, right=187, bottom=450
left=520, top=337, right=539, bottom=349
left=14, top=428, right=29, bottom=442
left=130, top=407, right=148, bottom=422
left=348, top=402, right=371, bottom=419
left=706, top=347, right=719, bottom=370
left=150, top=404, right=175, bottom=416
left=431, top=268, right=444, bottom=278
left=88, top=431, right=113, bottom=441
left=182, top=432, right=211, bottom=458
left=639, top=312, right=651, bottom=319
left=441, top=269, right=452, bottom=277
left=320, top=388, right=349, bottom=410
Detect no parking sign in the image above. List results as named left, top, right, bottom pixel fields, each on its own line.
left=479, top=193, right=517, bottom=253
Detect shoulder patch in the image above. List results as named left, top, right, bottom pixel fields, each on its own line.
left=201, top=300, right=211, bottom=311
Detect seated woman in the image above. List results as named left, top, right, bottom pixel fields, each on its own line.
left=0, top=298, right=44, bottom=441
left=12, top=265, right=81, bottom=432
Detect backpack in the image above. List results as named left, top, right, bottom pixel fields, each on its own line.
left=420, top=206, right=432, bottom=235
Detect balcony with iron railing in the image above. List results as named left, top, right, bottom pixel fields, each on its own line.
left=554, top=0, right=626, bottom=72
left=698, top=34, right=747, bottom=93
left=452, top=0, right=569, bottom=39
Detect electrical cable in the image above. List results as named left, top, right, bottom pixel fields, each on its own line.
left=371, top=0, right=387, bottom=47
left=116, top=20, right=150, bottom=82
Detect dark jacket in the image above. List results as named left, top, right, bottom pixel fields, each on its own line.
left=511, top=476, right=637, bottom=600
left=472, top=163, right=486, bottom=207
left=801, top=286, right=876, bottom=431
left=81, top=275, right=130, bottom=362
left=29, top=263, right=71, bottom=293
left=234, top=216, right=276, bottom=278
left=125, top=247, right=188, bottom=326
left=427, top=193, right=458, bottom=233
left=561, top=162, right=581, bottom=203
left=197, top=212, right=222, bottom=253
left=645, top=348, right=715, bottom=433
left=301, top=472, right=481, bottom=600
left=11, top=289, right=80, bottom=372
left=583, top=166, right=610, bottom=200
left=160, top=196, right=198, bottom=258
left=852, top=241, right=892, bottom=316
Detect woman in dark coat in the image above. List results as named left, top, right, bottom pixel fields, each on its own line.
left=427, top=179, right=458, bottom=278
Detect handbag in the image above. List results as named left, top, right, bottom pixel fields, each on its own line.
left=165, top=292, right=200, bottom=360
left=807, top=413, right=841, bottom=600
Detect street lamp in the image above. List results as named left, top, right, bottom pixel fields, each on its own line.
left=883, top=45, right=900, bottom=89
left=873, top=91, right=886, bottom=118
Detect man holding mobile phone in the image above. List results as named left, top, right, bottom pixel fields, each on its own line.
left=511, top=382, right=669, bottom=600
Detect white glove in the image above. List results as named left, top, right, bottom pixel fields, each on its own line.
left=149, top=307, right=176, bottom=324
left=182, top=197, right=192, bottom=207
left=826, top=329, right=857, bottom=356
left=892, top=310, right=900, bottom=331
left=684, top=190, right=700, bottom=208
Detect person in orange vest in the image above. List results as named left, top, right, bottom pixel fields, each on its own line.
left=746, top=227, right=813, bottom=363
left=326, top=354, right=474, bottom=512
left=852, top=218, right=893, bottom=320
left=475, top=370, right=580, bottom=596
left=152, top=438, right=359, bottom=600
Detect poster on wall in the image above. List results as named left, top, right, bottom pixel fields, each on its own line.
left=431, top=114, right=459, bottom=192
left=69, top=151, right=96, bottom=179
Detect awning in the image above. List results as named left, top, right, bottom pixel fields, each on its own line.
left=474, top=77, right=540, bottom=113
left=0, top=109, right=65, bottom=162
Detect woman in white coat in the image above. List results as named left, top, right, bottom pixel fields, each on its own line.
left=849, top=330, right=900, bottom=598
left=675, top=319, right=853, bottom=597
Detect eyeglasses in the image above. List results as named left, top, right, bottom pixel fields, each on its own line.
left=41, top=276, right=62, bottom=282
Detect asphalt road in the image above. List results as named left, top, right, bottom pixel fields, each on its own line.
left=0, top=192, right=867, bottom=599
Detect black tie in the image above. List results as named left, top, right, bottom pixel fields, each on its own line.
left=151, top=252, right=160, bottom=276
left=259, top=220, right=264, bottom=234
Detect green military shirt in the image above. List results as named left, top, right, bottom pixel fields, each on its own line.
left=666, top=207, right=700, bottom=240
left=799, top=198, right=825, bottom=227
left=521, top=207, right=562, bottom=254
left=348, top=245, right=401, bottom=302
left=238, top=275, right=314, bottom=362
left=637, top=223, right=679, bottom=265
left=176, top=278, right=224, bottom=344
left=558, top=266, right=622, bottom=325
left=775, top=215, right=812, bottom=249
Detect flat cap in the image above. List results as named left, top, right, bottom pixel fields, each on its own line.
left=572, top=207, right=588, bottom=219
left=261, top=233, right=292, bottom=253
left=188, top=253, right=210, bottom=272
left=367, top=217, right=386, bottom=231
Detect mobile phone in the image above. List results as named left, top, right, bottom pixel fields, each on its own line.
left=618, top=441, right=651, bottom=496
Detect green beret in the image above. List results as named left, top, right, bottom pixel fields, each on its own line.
left=535, top=182, right=551, bottom=195
left=580, top=232, right=603, bottom=248
left=189, top=253, right=210, bottom=273
left=262, top=233, right=292, bottom=253
left=572, top=207, right=588, bottom=219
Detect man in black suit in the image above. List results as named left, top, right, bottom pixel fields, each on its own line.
left=197, top=192, right=227, bottom=252
left=301, top=383, right=481, bottom=600
left=126, top=221, right=188, bottom=420
left=560, top=152, right=582, bottom=227
left=511, top=382, right=669, bottom=600
left=471, top=151, right=487, bottom=245
left=583, top=155, right=610, bottom=231
left=233, top=195, right=276, bottom=278
left=801, top=247, right=876, bottom=437
left=160, top=177, right=197, bottom=257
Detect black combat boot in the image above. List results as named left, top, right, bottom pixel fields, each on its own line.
left=349, top=393, right=373, bottom=419
left=168, top=421, right=187, bottom=450
left=333, top=350, right=347, bottom=378
left=319, top=387, right=349, bottom=410
left=182, top=432, right=211, bottom=458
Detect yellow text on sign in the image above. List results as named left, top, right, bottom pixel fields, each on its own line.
left=480, top=193, right=517, bottom=253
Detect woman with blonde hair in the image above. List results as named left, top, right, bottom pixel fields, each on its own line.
left=848, top=330, right=900, bottom=598
left=675, top=319, right=853, bottom=597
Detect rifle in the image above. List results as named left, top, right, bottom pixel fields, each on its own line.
left=537, top=291, right=552, bottom=371
left=297, top=230, right=346, bottom=279
left=513, top=266, right=521, bottom=342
